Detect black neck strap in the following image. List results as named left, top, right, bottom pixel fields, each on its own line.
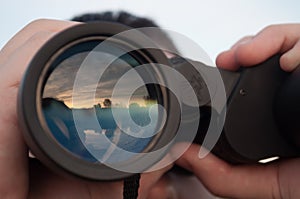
left=123, top=173, right=141, bottom=199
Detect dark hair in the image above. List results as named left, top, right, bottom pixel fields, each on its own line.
left=71, top=11, right=178, bottom=53
left=71, top=11, right=159, bottom=28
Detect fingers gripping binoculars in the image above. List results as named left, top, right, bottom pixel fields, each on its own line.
left=18, top=22, right=300, bottom=181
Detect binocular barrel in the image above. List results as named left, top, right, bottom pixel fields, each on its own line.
left=216, top=55, right=300, bottom=163
left=275, top=64, right=300, bottom=151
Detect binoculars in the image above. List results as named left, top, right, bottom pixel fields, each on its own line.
left=18, top=22, right=300, bottom=181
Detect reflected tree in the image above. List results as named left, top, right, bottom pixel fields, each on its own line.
left=103, top=98, right=112, bottom=108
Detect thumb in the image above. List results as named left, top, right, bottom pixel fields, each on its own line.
left=171, top=143, right=281, bottom=199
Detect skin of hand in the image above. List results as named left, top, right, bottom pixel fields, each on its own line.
left=216, top=23, right=300, bottom=72
left=173, top=24, right=300, bottom=199
left=0, top=19, right=179, bottom=199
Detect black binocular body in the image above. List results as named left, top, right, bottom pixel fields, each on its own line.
left=18, top=22, right=300, bottom=181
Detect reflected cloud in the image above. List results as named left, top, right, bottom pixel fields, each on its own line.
left=43, top=51, right=151, bottom=108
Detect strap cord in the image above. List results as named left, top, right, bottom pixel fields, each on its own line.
left=123, top=173, right=141, bottom=199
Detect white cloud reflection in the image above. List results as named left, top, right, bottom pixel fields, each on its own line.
left=43, top=51, right=151, bottom=108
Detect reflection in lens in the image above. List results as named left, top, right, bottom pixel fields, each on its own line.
left=42, top=40, right=160, bottom=163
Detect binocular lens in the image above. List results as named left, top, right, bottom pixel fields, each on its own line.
left=41, top=40, right=162, bottom=163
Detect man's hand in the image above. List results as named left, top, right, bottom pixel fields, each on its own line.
left=216, top=24, right=300, bottom=72
left=174, top=24, right=300, bottom=199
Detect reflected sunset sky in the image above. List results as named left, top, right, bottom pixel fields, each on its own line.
left=43, top=51, right=152, bottom=109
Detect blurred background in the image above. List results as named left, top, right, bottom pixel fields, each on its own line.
left=1, top=0, right=300, bottom=63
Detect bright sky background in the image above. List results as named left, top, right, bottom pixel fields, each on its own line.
left=1, top=0, right=300, bottom=62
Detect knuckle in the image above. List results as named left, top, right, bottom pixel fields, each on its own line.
left=261, top=24, right=281, bottom=34
left=29, top=30, right=53, bottom=41
left=26, top=18, right=78, bottom=32
left=26, top=19, right=51, bottom=29
left=24, top=18, right=71, bottom=33
left=21, top=30, right=54, bottom=49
